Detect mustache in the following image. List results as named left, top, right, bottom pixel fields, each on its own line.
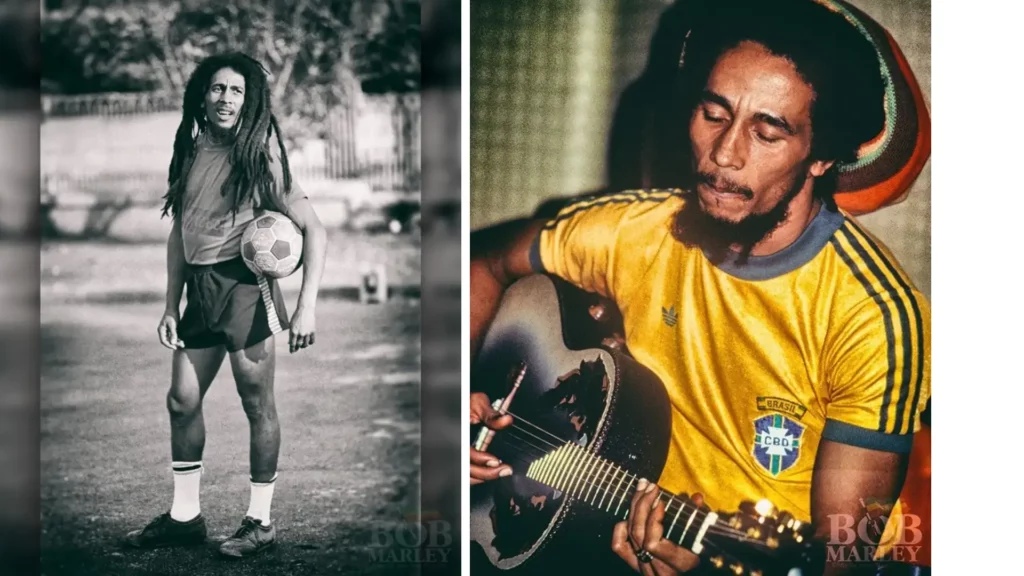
left=696, top=171, right=753, bottom=199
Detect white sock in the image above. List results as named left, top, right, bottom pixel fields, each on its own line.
left=170, top=461, right=202, bottom=522
left=246, top=474, right=278, bottom=525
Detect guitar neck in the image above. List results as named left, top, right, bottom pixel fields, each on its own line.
left=526, top=443, right=726, bottom=556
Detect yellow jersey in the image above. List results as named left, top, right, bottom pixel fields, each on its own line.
left=530, top=189, right=931, bottom=521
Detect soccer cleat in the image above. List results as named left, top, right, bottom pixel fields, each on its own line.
left=124, top=512, right=207, bottom=548
left=218, top=516, right=276, bottom=558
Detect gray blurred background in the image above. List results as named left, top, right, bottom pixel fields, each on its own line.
left=470, top=0, right=931, bottom=298
left=0, top=1, right=43, bottom=574
left=420, top=0, right=462, bottom=573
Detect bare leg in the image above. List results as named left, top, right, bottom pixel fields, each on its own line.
left=125, top=346, right=226, bottom=545
left=229, top=336, right=279, bottom=483
left=218, top=337, right=281, bottom=558
left=168, top=346, right=227, bottom=461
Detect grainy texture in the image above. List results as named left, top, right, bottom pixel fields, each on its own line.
left=469, top=0, right=931, bottom=297
left=41, top=299, right=421, bottom=576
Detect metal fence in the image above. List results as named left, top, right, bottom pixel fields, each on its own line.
left=41, top=90, right=421, bottom=205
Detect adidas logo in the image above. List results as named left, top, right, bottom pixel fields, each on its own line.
left=661, top=305, right=677, bottom=327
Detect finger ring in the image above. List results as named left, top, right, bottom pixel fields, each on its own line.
left=636, top=549, right=653, bottom=564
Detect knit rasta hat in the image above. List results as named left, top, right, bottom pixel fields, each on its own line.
left=814, top=0, right=930, bottom=214
left=666, top=0, right=930, bottom=214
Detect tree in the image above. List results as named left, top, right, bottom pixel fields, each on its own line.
left=357, top=0, right=420, bottom=94
left=41, top=0, right=421, bottom=145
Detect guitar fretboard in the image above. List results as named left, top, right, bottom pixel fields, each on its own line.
left=526, top=442, right=721, bottom=554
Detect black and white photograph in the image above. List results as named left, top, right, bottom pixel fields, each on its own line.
left=38, top=0, right=422, bottom=573
left=0, top=1, right=43, bottom=573
left=418, top=0, right=463, bottom=571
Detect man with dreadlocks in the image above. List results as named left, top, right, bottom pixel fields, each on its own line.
left=124, top=52, right=328, bottom=558
left=470, top=0, right=931, bottom=574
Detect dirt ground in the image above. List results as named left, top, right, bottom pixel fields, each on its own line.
left=40, top=295, right=426, bottom=575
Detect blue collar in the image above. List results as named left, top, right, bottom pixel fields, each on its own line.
left=704, top=203, right=846, bottom=281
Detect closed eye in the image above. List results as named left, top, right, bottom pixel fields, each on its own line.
left=702, top=110, right=727, bottom=124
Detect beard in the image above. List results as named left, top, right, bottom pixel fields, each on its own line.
left=672, top=169, right=808, bottom=266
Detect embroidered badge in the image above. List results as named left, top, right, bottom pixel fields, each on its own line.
left=756, top=396, right=808, bottom=420
left=753, top=413, right=805, bottom=476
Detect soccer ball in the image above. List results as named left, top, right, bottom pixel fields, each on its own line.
left=240, top=211, right=303, bottom=278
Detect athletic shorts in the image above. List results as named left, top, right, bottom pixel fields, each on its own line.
left=178, top=258, right=290, bottom=352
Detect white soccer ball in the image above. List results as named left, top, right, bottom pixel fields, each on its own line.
left=240, top=211, right=303, bottom=278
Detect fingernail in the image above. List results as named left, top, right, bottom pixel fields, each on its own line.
left=499, top=467, right=512, bottom=477
left=636, top=478, right=648, bottom=492
left=486, top=459, right=499, bottom=467
left=645, top=482, right=657, bottom=493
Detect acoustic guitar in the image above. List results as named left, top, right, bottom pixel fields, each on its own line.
left=470, top=274, right=825, bottom=576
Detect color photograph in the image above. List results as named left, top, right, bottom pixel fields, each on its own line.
left=468, top=1, right=931, bottom=574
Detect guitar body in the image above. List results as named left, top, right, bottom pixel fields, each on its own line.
left=470, top=274, right=672, bottom=575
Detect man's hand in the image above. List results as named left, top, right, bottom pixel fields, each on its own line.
left=289, top=305, right=316, bottom=353
left=157, top=311, right=184, bottom=350
left=589, top=301, right=627, bottom=350
left=611, top=479, right=702, bottom=575
left=470, top=392, right=514, bottom=485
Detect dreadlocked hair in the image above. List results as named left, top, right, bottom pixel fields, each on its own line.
left=160, top=52, right=293, bottom=219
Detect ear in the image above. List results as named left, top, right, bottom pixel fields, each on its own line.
left=809, top=159, right=835, bottom=178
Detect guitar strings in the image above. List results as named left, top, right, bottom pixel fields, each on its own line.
left=496, top=411, right=761, bottom=539
left=476, top=401, right=790, bottom=556
left=487, top=430, right=553, bottom=459
left=486, top=431, right=770, bottom=549
left=481, top=420, right=763, bottom=545
left=482, top=438, right=765, bottom=565
left=489, top=417, right=709, bottom=520
left=483, top=411, right=779, bottom=545
left=491, top=415, right=746, bottom=536
left=502, top=409, right=569, bottom=443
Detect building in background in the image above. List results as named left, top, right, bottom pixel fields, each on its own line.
left=40, top=0, right=421, bottom=240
